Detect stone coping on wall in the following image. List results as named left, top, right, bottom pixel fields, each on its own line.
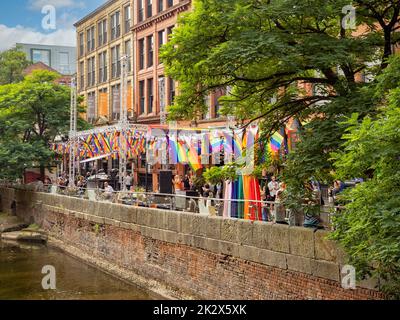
left=0, top=187, right=381, bottom=292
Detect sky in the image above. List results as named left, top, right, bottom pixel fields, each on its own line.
left=0, top=0, right=105, bottom=51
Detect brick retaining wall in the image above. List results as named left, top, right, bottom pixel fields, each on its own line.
left=0, top=187, right=385, bottom=300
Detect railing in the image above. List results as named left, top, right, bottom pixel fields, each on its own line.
left=0, top=181, right=343, bottom=230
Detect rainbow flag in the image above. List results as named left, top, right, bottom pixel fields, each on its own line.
left=270, top=132, right=284, bottom=152
left=184, top=136, right=202, bottom=172
left=233, top=131, right=243, bottom=158
left=168, top=135, right=178, bottom=164
left=177, top=139, right=188, bottom=163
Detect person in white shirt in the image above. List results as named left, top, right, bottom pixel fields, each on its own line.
left=103, top=182, right=114, bottom=200
left=268, top=176, right=279, bottom=201
left=125, top=173, right=133, bottom=191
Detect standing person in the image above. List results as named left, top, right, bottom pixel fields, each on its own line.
left=274, top=182, right=287, bottom=224
left=202, top=184, right=211, bottom=197
left=216, top=182, right=223, bottom=199
left=172, top=175, right=182, bottom=193
left=268, top=176, right=279, bottom=201
left=125, top=172, right=133, bottom=191
left=260, top=184, right=269, bottom=221
left=183, top=174, right=191, bottom=191
left=268, top=176, right=279, bottom=211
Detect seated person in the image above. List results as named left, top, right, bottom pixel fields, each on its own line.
left=103, top=182, right=114, bottom=200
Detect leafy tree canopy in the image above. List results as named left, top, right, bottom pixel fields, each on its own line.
left=0, top=70, right=89, bottom=179
left=329, top=56, right=400, bottom=297
left=161, top=0, right=400, bottom=192
left=162, top=0, right=400, bottom=296
left=0, top=46, right=31, bottom=85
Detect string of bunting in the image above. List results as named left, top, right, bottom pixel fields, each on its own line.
left=51, top=125, right=291, bottom=168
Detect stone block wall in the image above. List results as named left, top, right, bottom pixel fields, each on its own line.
left=0, top=187, right=385, bottom=300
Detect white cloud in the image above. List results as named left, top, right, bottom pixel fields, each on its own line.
left=0, top=24, right=76, bottom=51
left=28, top=0, right=86, bottom=10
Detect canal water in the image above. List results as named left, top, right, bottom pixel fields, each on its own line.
left=0, top=240, right=158, bottom=300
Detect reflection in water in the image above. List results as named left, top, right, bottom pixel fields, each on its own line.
left=0, top=240, right=158, bottom=300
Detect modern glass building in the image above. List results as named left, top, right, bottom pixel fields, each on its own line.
left=17, top=43, right=76, bottom=75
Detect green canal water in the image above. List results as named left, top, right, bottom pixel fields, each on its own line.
left=0, top=239, right=159, bottom=300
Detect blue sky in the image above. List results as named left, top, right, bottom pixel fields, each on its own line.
left=0, top=0, right=105, bottom=50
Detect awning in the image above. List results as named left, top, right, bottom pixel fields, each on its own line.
left=80, top=153, right=111, bottom=164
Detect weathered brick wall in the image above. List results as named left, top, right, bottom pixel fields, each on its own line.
left=0, top=187, right=15, bottom=214
left=1, top=187, right=385, bottom=300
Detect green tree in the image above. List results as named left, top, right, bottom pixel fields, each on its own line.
left=0, top=70, right=89, bottom=180
left=161, top=0, right=400, bottom=197
left=0, top=46, right=31, bottom=85
left=330, top=56, right=400, bottom=298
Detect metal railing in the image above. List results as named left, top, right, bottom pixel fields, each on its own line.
left=0, top=181, right=343, bottom=229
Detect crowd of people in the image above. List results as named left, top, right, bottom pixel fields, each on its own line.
left=34, top=168, right=359, bottom=230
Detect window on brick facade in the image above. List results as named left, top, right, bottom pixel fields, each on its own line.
left=139, top=38, right=145, bottom=70
left=98, top=19, right=107, bottom=46
left=147, top=35, right=154, bottom=67
left=168, top=77, right=175, bottom=105
left=86, top=26, right=95, bottom=53
left=111, top=11, right=121, bottom=40
left=79, top=61, right=84, bottom=90
left=79, top=32, right=84, bottom=57
left=111, top=45, right=121, bottom=78
left=87, top=57, right=95, bottom=87
left=147, top=0, right=153, bottom=18
left=87, top=92, right=96, bottom=123
left=214, top=95, right=221, bottom=118
left=138, top=0, right=144, bottom=22
left=167, top=25, right=174, bottom=41
left=111, top=84, right=121, bottom=121
left=204, top=95, right=211, bottom=120
left=158, top=0, right=163, bottom=12
left=167, top=0, right=173, bottom=8
left=139, top=80, right=145, bottom=115
left=98, top=51, right=107, bottom=83
left=125, top=40, right=132, bottom=72
left=147, top=78, right=154, bottom=114
left=124, top=5, right=131, bottom=33
left=158, top=29, right=165, bottom=57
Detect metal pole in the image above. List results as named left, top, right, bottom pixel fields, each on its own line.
left=145, top=163, right=148, bottom=193
left=118, top=55, right=129, bottom=191
left=158, top=77, right=167, bottom=171
left=69, top=76, right=77, bottom=187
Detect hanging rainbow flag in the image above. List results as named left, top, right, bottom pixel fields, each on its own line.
left=270, top=131, right=284, bottom=152
left=177, top=139, right=188, bottom=163
left=222, top=132, right=233, bottom=155
left=168, top=134, right=178, bottom=164
left=182, top=135, right=203, bottom=172
left=233, top=131, right=243, bottom=158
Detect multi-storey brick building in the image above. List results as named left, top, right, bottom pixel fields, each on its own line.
left=75, top=0, right=227, bottom=189
left=75, top=0, right=225, bottom=125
